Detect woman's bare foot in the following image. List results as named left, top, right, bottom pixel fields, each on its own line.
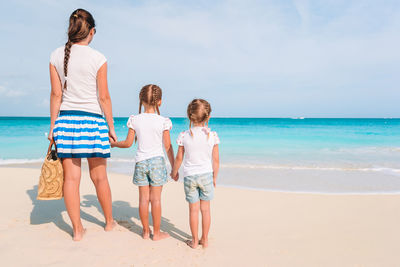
left=73, top=228, right=86, bottom=241
left=186, top=239, right=199, bottom=249
left=199, top=238, right=209, bottom=248
left=104, top=220, right=116, bottom=231
left=152, top=231, right=170, bottom=241
left=142, top=229, right=151, bottom=239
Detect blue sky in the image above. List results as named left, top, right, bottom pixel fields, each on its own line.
left=0, top=0, right=399, bottom=117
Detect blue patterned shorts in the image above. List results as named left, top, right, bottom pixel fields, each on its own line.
left=184, top=172, right=214, bottom=203
left=133, top=156, right=168, bottom=187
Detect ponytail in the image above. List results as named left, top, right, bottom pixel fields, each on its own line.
left=63, top=9, right=96, bottom=89
left=63, top=40, right=73, bottom=89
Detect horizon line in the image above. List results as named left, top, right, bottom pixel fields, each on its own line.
left=0, top=116, right=399, bottom=119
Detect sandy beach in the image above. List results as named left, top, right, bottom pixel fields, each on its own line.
left=0, top=167, right=399, bottom=267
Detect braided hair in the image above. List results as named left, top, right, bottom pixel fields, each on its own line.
left=138, top=84, right=162, bottom=115
left=63, top=9, right=96, bottom=89
left=187, top=99, right=212, bottom=136
left=136, top=84, right=163, bottom=143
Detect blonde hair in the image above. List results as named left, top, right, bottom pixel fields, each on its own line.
left=187, top=99, right=211, bottom=136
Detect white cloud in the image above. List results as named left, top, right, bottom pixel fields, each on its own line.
left=293, top=0, right=311, bottom=31
left=0, top=86, right=27, bottom=98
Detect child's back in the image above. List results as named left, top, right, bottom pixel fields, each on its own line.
left=128, top=113, right=172, bottom=162
left=177, top=127, right=219, bottom=177
left=111, top=84, right=174, bottom=241
left=171, top=99, right=220, bottom=249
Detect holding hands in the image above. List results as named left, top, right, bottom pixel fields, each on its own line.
left=110, top=140, right=116, bottom=148
left=170, top=171, right=179, bottom=181
left=108, top=128, right=117, bottom=144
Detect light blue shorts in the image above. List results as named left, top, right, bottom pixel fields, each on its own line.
left=184, top=172, right=214, bottom=203
left=133, top=156, right=168, bottom=187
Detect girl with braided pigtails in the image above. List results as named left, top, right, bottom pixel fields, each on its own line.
left=171, top=99, right=220, bottom=249
left=111, top=84, right=174, bottom=241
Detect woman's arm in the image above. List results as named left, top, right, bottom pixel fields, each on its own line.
left=97, top=62, right=117, bottom=142
left=111, top=129, right=135, bottom=148
left=212, top=145, right=219, bottom=187
left=171, top=146, right=184, bottom=181
left=49, top=63, right=62, bottom=141
left=163, top=130, right=175, bottom=170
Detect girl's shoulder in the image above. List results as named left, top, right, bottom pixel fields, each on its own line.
left=49, top=46, right=106, bottom=67
left=176, top=130, right=190, bottom=146
left=84, top=46, right=107, bottom=69
left=210, top=130, right=220, bottom=144
left=126, top=114, right=136, bottom=129
left=135, top=113, right=170, bottom=122
left=147, top=114, right=172, bottom=127
left=200, top=127, right=220, bottom=145
left=87, top=46, right=106, bottom=59
left=50, top=46, right=65, bottom=64
left=180, top=129, right=191, bottom=137
left=127, top=114, right=172, bottom=131
left=51, top=46, right=65, bottom=55
left=159, top=115, right=172, bottom=131
left=177, top=128, right=220, bottom=146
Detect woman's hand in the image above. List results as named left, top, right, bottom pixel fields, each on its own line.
left=110, top=139, right=117, bottom=148
left=109, top=128, right=117, bottom=143
left=48, top=127, right=54, bottom=142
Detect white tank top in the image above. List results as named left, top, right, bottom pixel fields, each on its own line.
left=50, top=44, right=107, bottom=115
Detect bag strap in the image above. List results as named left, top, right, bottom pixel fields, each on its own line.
left=47, top=139, right=57, bottom=154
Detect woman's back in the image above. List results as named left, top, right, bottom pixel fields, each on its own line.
left=50, top=44, right=106, bottom=115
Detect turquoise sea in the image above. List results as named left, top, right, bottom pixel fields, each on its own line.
left=1, top=117, right=400, bottom=193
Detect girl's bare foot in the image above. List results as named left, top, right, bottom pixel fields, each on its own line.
left=104, top=220, right=117, bottom=231
left=152, top=231, right=170, bottom=241
left=142, top=229, right=151, bottom=239
left=199, top=238, right=209, bottom=248
left=73, top=228, right=86, bottom=241
left=186, top=239, right=199, bottom=249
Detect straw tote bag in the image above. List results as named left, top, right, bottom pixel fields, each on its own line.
left=37, top=140, right=64, bottom=200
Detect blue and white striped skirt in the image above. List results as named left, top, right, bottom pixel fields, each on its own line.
left=53, top=110, right=111, bottom=158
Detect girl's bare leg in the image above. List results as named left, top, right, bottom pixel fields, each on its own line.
left=200, top=200, right=211, bottom=248
left=149, top=185, right=170, bottom=241
left=87, top=158, right=115, bottom=231
left=139, top=186, right=151, bottom=239
left=187, top=201, right=200, bottom=248
left=62, top=158, right=85, bottom=241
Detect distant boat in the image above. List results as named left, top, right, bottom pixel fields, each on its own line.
left=292, top=117, right=305, bottom=119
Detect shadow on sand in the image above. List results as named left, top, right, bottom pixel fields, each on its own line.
left=27, top=185, right=105, bottom=237
left=82, top=194, right=191, bottom=242
left=27, top=186, right=191, bottom=242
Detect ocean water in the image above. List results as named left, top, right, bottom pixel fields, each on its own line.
left=1, top=117, right=400, bottom=193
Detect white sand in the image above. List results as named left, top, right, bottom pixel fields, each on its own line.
left=0, top=167, right=399, bottom=266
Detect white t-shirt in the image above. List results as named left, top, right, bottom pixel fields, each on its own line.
left=177, top=127, right=220, bottom=177
left=127, top=113, right=172, bottom=162
left=50, top=44, right=107, bottom=115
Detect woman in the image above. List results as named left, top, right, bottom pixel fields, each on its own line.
left=48, top=9, right=116, bottom=241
